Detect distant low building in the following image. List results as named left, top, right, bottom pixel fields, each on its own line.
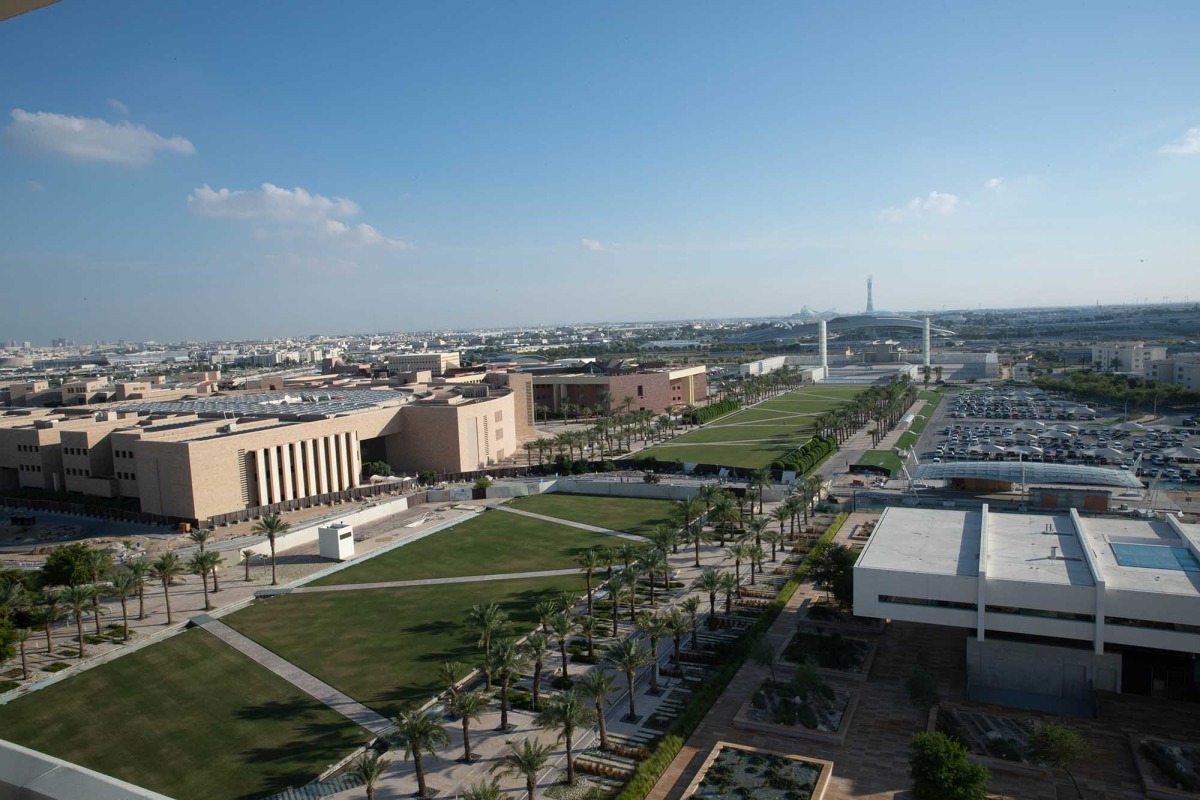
left=1091, top=342, right=1167, bottom=374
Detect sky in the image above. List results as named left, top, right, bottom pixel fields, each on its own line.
left=1, top=1, right=1199, bottom=343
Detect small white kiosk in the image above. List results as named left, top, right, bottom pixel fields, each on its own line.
left=318, top=522, right=355, bottom=561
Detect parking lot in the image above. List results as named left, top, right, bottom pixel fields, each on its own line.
left=916, top=388, right=1200, bottom=488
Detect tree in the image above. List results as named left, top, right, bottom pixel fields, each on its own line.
left=575, top=613, right=601, bottom=660
left=350, top=751, right=391, bottom=800
left=694, top=569, right=723, bottom=630
left=648, top=525, right=677, bottom=559
left=1028, top=722, right=1091, bottom=799
left=906, top=666, right=940, bottom=712
left=449, top=689, right=488, bottom=762
left=909, top=731, right=989, bottom=800
left=680, top=595, right=702, bottom=648
left=439, top=660, right=470, bottom=701
left=36, top=591, right=65, bottom=653
left=574, top=549, right=600, bottom=617
left=664, top=607, right=691, bottom=666
left=188, top=528, right=211, bottom=553
left=393, top=708, right=449, bottom=798
left=40, top=542, right=97, bottom=587
left=107, top=568, right=138, bottom=642
left=494, top=738, right=553, bottom=800
left=607, top=573, right=630, bottom=637
left=467, top=603, right=511, bottom=689
left=487, top=639, right=527, bottom=731
left=189, top=551, right=219, bottom=611
left=252, top=513, right=290, bottom=586
left=638, top=549, right=668, bottom=604
left=751, top=637, right=778, bottom=686
left=241, top=549, right=257, bottom=582
left=549, top=611, right=575, bottom=679
left=125, top=560, right=150, bottom=619
left=81, top=549, right=112, bottom=636
left=719, top=571, right=739, bottom=615
left=461, top=779, right=501, bottom=800
left=59, top=584, right=92, bottom=659
left=605, top=636, right=653, bottom=722
left=149, top=552, right=185, bottom=625
left=15, top=627, right=32, bottom=679
left=473, top=475, right=493, bottom=491
left=535, top=689, right=595, bottom=785
left=728, top=542, right=750, bottom=588
left=363, top=460, right=393, bottom=479
left=635, top=610, right=667, bottom=694
left=577, top=668, right=617, bottom=751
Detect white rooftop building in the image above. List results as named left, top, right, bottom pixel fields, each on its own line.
left=854, top=506, right=1200, bottom=712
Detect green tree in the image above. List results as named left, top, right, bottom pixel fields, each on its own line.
left=149, top=552, right=186, bottom=625
left=522, top=633, right=551, bottom=708
left=125, top=560, right=150, bottom=619
left=241, top=549, right=257, bottom=582
left=189, top=551, right=219, bottom=611
left=59, top=584, right=93, bottom=659
left=1028, top=722, right=1091, bottom=799
left=909, top=731, right=989, bottom=800
left=468, top=603, right=511, bottom=689
left=549, top=611, right=575, bottom=680
left=605, top=636, right=653, bottom=721
left=350, top=751, right=391, bottom=800
left=14, top=627, right=33, bottom=679
left=635, top=610, right=667, bottom=694
left=461, top=779, right=502, bottom=800
left=494, top=738, right=553, bottom=800
left=535, top=690, right=595, bottom=785
left=694, top=569, right=723, bottom=630
left=575, top=613, right=601, bottom=661
left=188, top=528, right=212, bottom=552
left=448, top=689, right=488, bottom=762
left=251, top=513, right=290, bottom=586
left=680, top=594, right=702, bottom=648
left=574, top=549, right=601, bottom=617
left=393, top=708, right=449, bottom=798
left=906, top=666, right=940, bottom=712
left=576, top=668, right=617, bottom=751
left=36, top=592, right=65, bottom=653
left=40, top=542, right=97, bottom=587
left=439, top=660, right=470, bottom=701
left=80, top=548, right=112, bottom=636
left=487, top=640, right=527, bottom=731
left=363, top=460, right=393, bottom=478
left=107, top=569, right=138, bottom=642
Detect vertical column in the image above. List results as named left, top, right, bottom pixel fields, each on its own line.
left=255, top=449, right=269, bottom=506
left=977, top=504, right=989, bottom=643
left=337, top=433, right=351, bottom=490
left=325, top=436, right=340, bottom=492
left=818, top=320, right=828, bottom=371
left=266, top=446, right=281, bottom=504
left=316, top=436, right=329, bottom=494
left=304, top=439, right=318, bottom=496
left=281, top=444, right=295, bottom=501
left=290, top=442, right=305, bottom=499
left=923, top=317, right=932, bottom=369
left=349, top=432, right=361, bottom=488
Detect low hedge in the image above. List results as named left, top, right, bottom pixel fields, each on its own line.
left=614, top=513, right=849, bottom=800
left=684, top=398, right=740, bottom=426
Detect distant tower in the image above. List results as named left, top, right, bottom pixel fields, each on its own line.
left=923, top=317, right=931, bottom=369
left=866, top=275, right=874, bottom=314
left=818, top=319, right=828, bottom=373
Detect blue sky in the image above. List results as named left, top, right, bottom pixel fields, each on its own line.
left=2, top=1, right=1199, bottom=343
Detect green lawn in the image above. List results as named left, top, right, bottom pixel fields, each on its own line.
left=896, top=431, right=918, bottom=450
left=310, top=509, right=616, bottom=586
left=508, top=493, right=675, bottom=535
left=640, top=386, right=864, bottom=468
left=225, top=574, right=585, bottom=718
left=0, top=629, right=365, bottom=800
left=854, top=450, right=905, bottom=476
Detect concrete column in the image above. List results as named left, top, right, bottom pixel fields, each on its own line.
left=281, top=444, right=295, bottom=501
left=303, top=439, right=318, bottom=496
left=923, top=317, right=932, bottom=369
left=336, top=433, right=351, bottom=490
left=255, top=449, right=269, bottom=506
left=348, top=432, right=361, bottom=488
left=266, top=446, right=281, bottom=504
left=818, top=320, right=828, bottom=371
left=977, top=504, right=989, bottom=643
left=289, top=442, right=305, bottom=499
left=327, top=436, right=342, bottom=492
left=316, top=437, right=329, bottom=494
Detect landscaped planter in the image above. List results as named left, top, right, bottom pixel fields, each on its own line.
left=933, top=704, right=1050, bottom=779
left=682, top=741, right=833, bottom=800
left=778, top=629, right=877, bottom=683
left=798, top=599, right=887, bottom=635
left=1130, top=734, right=1200, bottom=799
left=732, top=671, right=858, bottom=746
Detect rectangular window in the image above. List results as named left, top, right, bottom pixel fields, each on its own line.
left=637, top=385, right=644, bottom=397
left=880, top=594, right=977, bottom=611
left=985, top=605, right=1094, bottom=623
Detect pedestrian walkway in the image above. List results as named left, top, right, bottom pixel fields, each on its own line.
left=495, top=504, right=648, bottom=541
left=289, top=567, right=584, bottom=594
left=201, top=620, right=392, bottom=735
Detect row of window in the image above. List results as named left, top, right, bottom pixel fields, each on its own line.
left=880, top=596, right=1200, bottom=634
left=879, top=594, right=977, bottom=611
left=118, top=471, right=137, bottom=480
left=66, top=467, right=90, bottom=477
left=64, top=446, right=89, bottom=456
left=17, top=444, right=40, bottom=453
left=114, top=449, right=134, bottom=459
left=18, top=464, right=42, bottom=472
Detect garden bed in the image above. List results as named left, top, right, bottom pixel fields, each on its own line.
left=682, top=742, right=833, bottom=800
left=779, top=630, right=876, bottom=681
left=934, top=704, right=1049, bottom=778
left=732, top=669, right=857, bottom=746
left=798, top=599, right=886, bottom=635
left=1130, top=735, right=1200, bottom=798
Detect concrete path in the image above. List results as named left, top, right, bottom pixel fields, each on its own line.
left=289, top=567, right=584, bottom=593
left=495, top=505, right=648, bottom=541
left=201, top=620, right=392, bottom=735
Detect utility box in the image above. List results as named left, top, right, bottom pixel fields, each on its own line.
left=318, top=522, right=355, bottom=561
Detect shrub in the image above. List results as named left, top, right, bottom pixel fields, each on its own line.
left=910, top=731, right=989, bottom=800
left=0, top=680, right=19, bottom=693
left=907, top=666, right=940, bottom=712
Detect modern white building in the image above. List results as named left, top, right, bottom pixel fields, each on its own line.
left=854, top=505, right=1200, bottom=712
left=1091, top=342, right=1167, bottom=374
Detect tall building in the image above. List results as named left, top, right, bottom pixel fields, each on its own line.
left=865, top=274, right=874, bottom=314
left=1090, top=342, right=1167, bottom=374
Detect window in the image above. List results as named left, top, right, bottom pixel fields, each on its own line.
left=496, top=428, right=504, bottom=440
left=495, top=410, right=503, bottom=422
left=637, top=384, right=644, bottom=397
left=880, top=594, right=977, bottom=611
left=985, top=605, right=1094, bottom=622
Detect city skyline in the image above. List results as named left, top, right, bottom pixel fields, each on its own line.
left=2, top=1, right=1200, bottom=342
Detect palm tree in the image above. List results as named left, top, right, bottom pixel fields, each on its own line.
left=15, top=627, right=32, bottom=679
left=680, top=595, right=702, bottom=649
left=461, top=779, right=502, bottom=800
left=522, top=633, right=551, bottom=708
left=694, top=569, right=723, bottom=630
left=494, top=738, right=553, bottom=800
left=149, top=552, right=185, bottom=625
left=763, top=528, right=785, bottom=562
left=487, top=640, right=528, bottom=731
left=439, top=660, right=470, bottom=701
left=35, top=593, right=65, bottom=654
left=189, top=551, right=219, bottom=611
left=746, top=516, right=769, bottom=549
left=622, top=566, right=643, bottom=623
left=574, top=549, right=600, bottom=616
left=241, top=549, right=257, bottom=582
left=549, top=610, right=575, bottom=679
left=664, top=608, right=691, bottom=666
left=60, top=584, right=92, bottom=659
left=125, top=560, right=150, bottom=619
left=607, top=573, right=629, bottom=637
left=638, top=549, right=668, bottom=605
left=188, top=528, right=212, bottom=552
left=697, top=484, right=720, bottom=520
left=605, top=637, right=653, bottom=722
left=748, top=544, right=766, bottom=585
left=350, top=751, right=391, bottom=800
left=81, top=549, right=111, bottom=636
left=648, top=524, right=677, bottom=558
left=467, top=603, right=511, bottom=689
left=0, top=582, right=28, bottom=622
left=107, top=569, right=138, bottom=642
left=597, top=547, right=617, bottom=580
left=392, top=708, right=449, bottom=798
left=575, top=613, right=601, bottom=660
left=728, top=542, right=750, bottom=588
left=749, top=468, right=773, bottom=514
left=577, top=668, right=617, bottom=751
left=635, top=611, right=667, bottom=694
left=448, top=689, right=487, bottom=762
left=617, top=542, right=641, bottom=571
left=251, top=513, right=290, bottom=586
left=770, top=505, right=790, bottom=545
left=719, top=571, right=739, bottom=614
left=535, top=690, right=595, bottom=785
left=534, top=600, right=559, bottom=633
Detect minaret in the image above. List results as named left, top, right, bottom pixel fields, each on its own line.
left=866, top=275, right=874, bottom=314
left=923, top=317, right=931, bottom=368
left=818, top=319, right=828, bottom=371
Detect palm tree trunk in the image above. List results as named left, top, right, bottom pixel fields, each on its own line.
left=414, top=753, right=426, bottom=798
left=500, top=680, right=510, bottom=730
left=694, top=536, right=701, bottom=568
left=212, top=568, right=220, bottom=593
left=708, top=593, right=717, bottom=629
left=596, top=701, right=608, bottom=749
left=163, top=581, right=173, bottom=624
left=76, top=616, right=85, bottom=658
left=44, top=621, right=53, bottom=654
left=560, top=640, right=569, bottom=678
left=200, top=574, right=211, bottom=611
left=526, top=777, right=535, bottom=800
left=93, top=596, right=102, bottom=636
left=120, top=597, right=129, bottom=642
left=585, top=573, right=593, bottom=616
left=244, top=560, right=251, bottom=582
left=19, top=637, right=28, bottom=679
left=462, top=718, right=472, bottom=761
left=270, top=544, right=278, bottom=586
left=626, top=673, right=637, bottom=719
left=565, top=724, right=576, bottom=784
left=532, top=658, right=542, bottom=707
left=138, top=585, right=146, bottom=619
left=612, top=598, right=619, bottom=636
left=649, top=637, right=659, bottom=693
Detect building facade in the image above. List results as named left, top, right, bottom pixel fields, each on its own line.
left=531, top=366, right=706, bottom=415
left=1091, top=342, right=1168, bottom=374
left=386, top=352, right=461, bottom=376
left=1144, top=353, right=1200, bottom=388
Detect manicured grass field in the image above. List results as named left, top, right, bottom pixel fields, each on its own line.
left=640, top=386, right=865, bottom=469
left=0, top=629, right=365, bottom=800
left=508, top=493, right=674, bottom=536
left=854, top=450, right=905, bottom=476
left=309, top=509, right=616, bottom=586
left=225, top=574, right=585, bottom=718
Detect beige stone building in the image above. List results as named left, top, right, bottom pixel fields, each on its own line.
left=385, top=351, right=461, bottom=376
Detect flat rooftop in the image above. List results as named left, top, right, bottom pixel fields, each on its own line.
left=855, top=507, right=981, bottom=577
left=105, top=388, right=409, bottom=420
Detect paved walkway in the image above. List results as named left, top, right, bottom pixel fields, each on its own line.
left=201, top=620, right=393, bottom=736
left=289, top=567, right=584, bottom=593
left=495, top=504, right=648, bottom=541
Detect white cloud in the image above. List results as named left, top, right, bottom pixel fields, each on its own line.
left=1160, top=127, right=1200, bottom=155
left=985, top=177, right=1004, bottom=189
left=27, top=181, right=44, bottom=193
left=106, top=98, right=129, bottom=115
left=189, top=183, right=410, bottom=248
left=880, top=190, right=960, bottom=222
left=581, top=238, right=604, bottom=251
left=3, top=108, right=194, bottom=165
